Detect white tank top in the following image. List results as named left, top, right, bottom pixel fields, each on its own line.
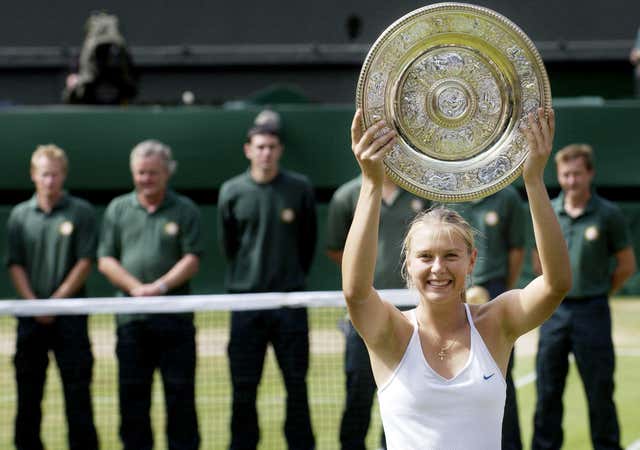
left=378, top=303, right=506, bottom=450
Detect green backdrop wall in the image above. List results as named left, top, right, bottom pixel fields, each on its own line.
left=1, top=99, right=639, bottom=298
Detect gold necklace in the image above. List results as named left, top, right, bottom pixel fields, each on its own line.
left=437, top=338, right=457, bottom=361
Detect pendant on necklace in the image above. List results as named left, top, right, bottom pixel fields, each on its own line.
left=437, top=340, right=455, bottom=361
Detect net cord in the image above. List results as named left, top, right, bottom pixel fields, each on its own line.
left=0, top=289, right=419, bottom=316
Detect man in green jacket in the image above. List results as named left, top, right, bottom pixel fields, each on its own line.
left=6, top=145, right=99, bottom=450
left=218, top=122, right=317, bottom=450
left=99, top=140, right=202, bottom=450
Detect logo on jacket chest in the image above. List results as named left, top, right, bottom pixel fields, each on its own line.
left=281, top=208, right=295, bottom=223
left=59, top=221, right=74, bottom=236
left=484, top=211, right=499, bottom=226
left=411, top=199, right=425, bottom=213
left=164, top=221, right=179, bottom=236
left=584, top=225, right=599, bottom=241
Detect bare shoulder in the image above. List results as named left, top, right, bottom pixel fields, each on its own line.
left=468, top=290, right=520, bottom=339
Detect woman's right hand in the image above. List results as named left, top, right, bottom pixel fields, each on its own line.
left=350, top=109, right=397, bottom=184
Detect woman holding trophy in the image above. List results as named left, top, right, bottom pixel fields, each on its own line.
left=341, top=106, right=570, bottom=449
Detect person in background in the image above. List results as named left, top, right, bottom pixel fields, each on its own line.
left=531, top=143, right=636, bottom=450
left=447, top=185, right=527, bottom=450
left=98, top=140, right=202, bottom=450
left=327, top=173, right=428, bottom=450
left=218, top=115, right=317, bottom=450
left=63, top=12, right=137, bottom=105
left=6, top=144, right=99, bottom=450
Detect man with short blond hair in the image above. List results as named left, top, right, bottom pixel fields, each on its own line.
left=6, top=144, right=98, bottom=450
left=554, top=143, right=594, bottom=169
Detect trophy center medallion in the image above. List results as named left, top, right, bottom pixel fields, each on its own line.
left=437, top=85, right=468, bottom=119
left=428, top=78, right=476, bottom=126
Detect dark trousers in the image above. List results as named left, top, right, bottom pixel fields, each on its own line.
left=481, top=278, right=522, bottom=450
left=117, top=315, right=199, bottom=450
left=14, top=316, right=98, bottom=450
left=339, top=320, right=385, bottom=450
left=228, top=308, right=314, bottom=450
left=532, top=296, right=621, bottom=450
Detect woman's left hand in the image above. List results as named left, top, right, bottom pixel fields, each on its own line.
left=351, top=108, right=397, bottom=184
left=521, top=107, right=555, bottom=183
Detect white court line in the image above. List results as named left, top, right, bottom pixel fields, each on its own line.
left=516, top=354, right=640, bottom=450
left=626, top=439, right=640, bottom=450
left=514, top=349, right=640, bottom=389
left=515, top=356, right=574, bottom=389
left=515, top=371, right=536, bottom=389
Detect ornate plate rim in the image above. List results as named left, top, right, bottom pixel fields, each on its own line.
left=356, top=2, right=551, bottom=202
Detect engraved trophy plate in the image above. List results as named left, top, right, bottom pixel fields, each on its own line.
left=356, top=2, right=551, bottom=202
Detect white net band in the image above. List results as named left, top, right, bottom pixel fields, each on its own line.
left=0, top=289, right=419, bottom=316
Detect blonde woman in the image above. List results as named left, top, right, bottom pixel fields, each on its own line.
left=342, top=108, right=571, bottom=449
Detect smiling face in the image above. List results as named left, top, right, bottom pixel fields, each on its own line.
left=405, top=223, right=476, bottom=303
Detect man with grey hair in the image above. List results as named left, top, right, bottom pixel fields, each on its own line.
left=99, top=139, right=203, bottom=450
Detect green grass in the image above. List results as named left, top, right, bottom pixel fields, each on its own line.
left=0, top=300, right=638, bottom=449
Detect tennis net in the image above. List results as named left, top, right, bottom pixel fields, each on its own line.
left=0, top=289, right=417, bottom=450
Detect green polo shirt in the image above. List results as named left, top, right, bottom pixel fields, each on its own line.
left=99, top=190, right=203, bottom=323
left=447, top=185, right=526, bottom=285
left=552, top=191, right=631, bottom=298
left=218, top=169, right=317, bottom=293
left=326, top=177, right=430, bottom=289
left=6, top=194, right=97, bottom=298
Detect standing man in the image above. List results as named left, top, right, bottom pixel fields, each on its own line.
left=218, top=122, right=317, bottom=450
left=327, top=173, right=427, bottom=450
left=532, top=143, right=636, bottom=450
left=98, top=140, right=202, bottom=450
left=448, top=184, right=527, bottom=450
left=6, top=145, right=99, bottom=450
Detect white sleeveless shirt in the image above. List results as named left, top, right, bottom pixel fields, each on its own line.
left=378, top=303, right=506, bottom=450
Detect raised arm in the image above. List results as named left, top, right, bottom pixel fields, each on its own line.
left=502, top=109, right=572, bottom=338
left=341, top=110, right=402, bottom=347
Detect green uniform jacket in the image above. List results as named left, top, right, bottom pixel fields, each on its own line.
left=218, top=169, right=317, bottom=293
left=99, top=190, right=203, bottom=294
left=6, top=194, right=97, bottom=298
left=326, top=177, right=429, bottom=289
left=552, top=190, right=631, bottom=298
left=447, top=186, right=526, bottom=285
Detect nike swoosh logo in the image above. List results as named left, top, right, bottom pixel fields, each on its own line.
left=483, top=373, right=495, bottom=380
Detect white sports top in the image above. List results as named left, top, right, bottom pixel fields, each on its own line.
left=378, top=303, right=506, bottom=450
